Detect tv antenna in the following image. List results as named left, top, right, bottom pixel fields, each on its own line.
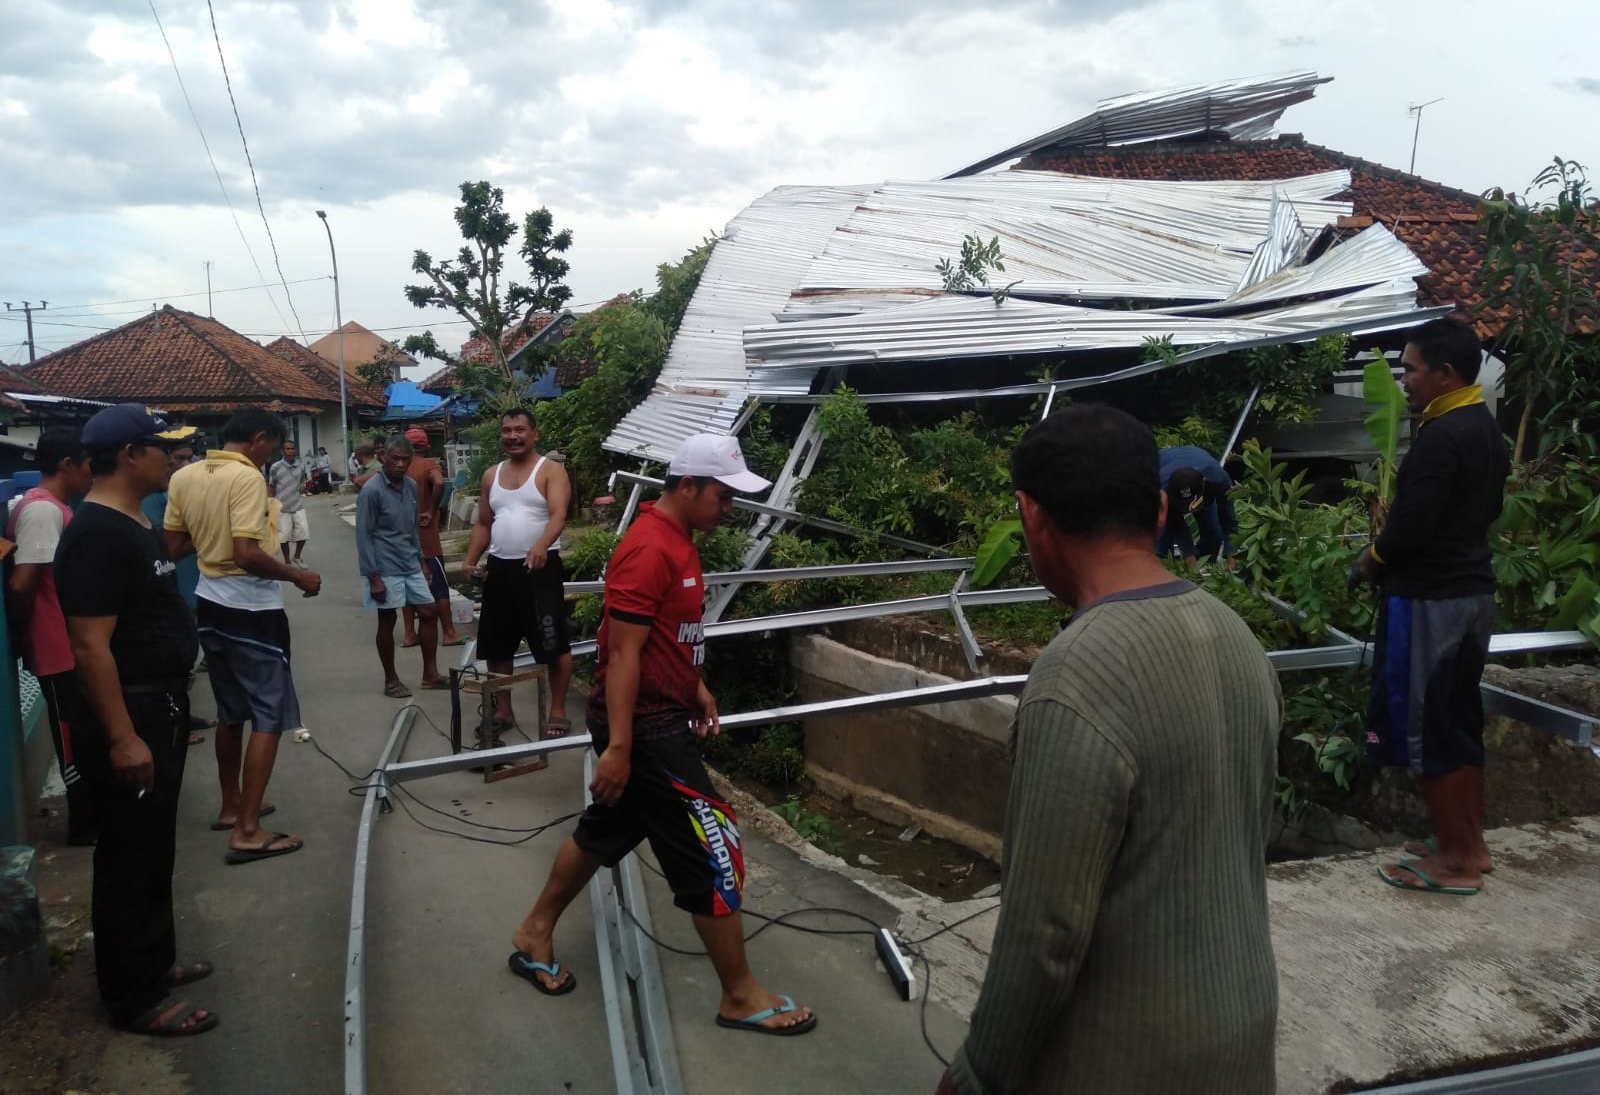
left=1407, top=97, right=1444, bottom=175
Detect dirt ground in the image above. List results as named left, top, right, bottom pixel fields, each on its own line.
left=0, top=797, right=117, bottom=1095
left=732, top=776, right=1001, bottom=902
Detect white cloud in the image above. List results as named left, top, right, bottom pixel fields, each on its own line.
left=3, top=0, right=1597, bottom=366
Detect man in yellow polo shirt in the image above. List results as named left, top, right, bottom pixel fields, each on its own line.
left=165, top=408, right=322, bottom=865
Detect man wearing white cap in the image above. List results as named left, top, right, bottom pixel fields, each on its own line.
left=506, top=434, right=816, bottom=1036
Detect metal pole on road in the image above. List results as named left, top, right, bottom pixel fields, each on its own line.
left=315, top=210, right=350, bottom=480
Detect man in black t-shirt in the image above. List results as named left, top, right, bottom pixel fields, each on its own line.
left=1356, top=318, right=1510, bottom=898
left=55, top=404, right=217, bottom=1037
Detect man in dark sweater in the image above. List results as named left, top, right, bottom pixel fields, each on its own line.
left=938, top=404, right=1281, bottom=1095
left=1357, top=316, right=1509, bottom=896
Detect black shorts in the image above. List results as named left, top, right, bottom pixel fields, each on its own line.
left=477, top=553, right=571, bottom=663
left=1367, top=593, right=1495, bottom=776
left=573, top=729, right=744, bottom=917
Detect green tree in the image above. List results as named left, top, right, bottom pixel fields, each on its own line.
left=402, top=181, right=574, bottom=377
left=644, top=235, right=717, bottom=336
left=536, top=302, right=669, bottom=502
left=1478, top=157, right=1600, bottom=463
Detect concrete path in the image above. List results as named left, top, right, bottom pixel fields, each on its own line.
left=19, top=492, right=1600, bottom=1094
left=160, top=495, right=968, bottom=1095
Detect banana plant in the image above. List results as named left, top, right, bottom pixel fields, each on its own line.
left=1361, top=352, right=1406, bottom=509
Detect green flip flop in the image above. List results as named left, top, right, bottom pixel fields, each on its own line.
left=1376, top=861, right=1479, bottom=896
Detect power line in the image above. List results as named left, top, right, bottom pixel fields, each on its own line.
left=34, top=275, right=331, bottom=316
left=146, top=0, right=291, bottom=335
left=205, top=0, right=309, bottom=345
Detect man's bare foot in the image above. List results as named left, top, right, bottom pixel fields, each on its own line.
left=1402, top=838, right=1493, bottom=873
left=510, top=923, right=570, bottom=992
left=718, top=986, right=815, bottom=1032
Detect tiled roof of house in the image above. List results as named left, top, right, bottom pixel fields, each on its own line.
left=264, top=336, right=388, bottom=409
left=0, top=362, right=44, bottom=394
left=1017, top=133, right=1599, bottom=338
left=306, top=321, right=415, bottom=370
left=20, top=306, right=341, bottom=416
left=552, top=297, right=632, bottom=388
left=420, top=313, right=562, bottom=392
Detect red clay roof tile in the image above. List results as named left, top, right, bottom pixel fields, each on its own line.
left=1017, top=133, right=1597, bottom=338
left=20, top=306, right=342, bottom=414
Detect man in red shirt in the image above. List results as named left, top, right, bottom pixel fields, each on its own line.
left=6, top=427, right=95, bottom=844
left=505, top=434, right=815, bottom=1035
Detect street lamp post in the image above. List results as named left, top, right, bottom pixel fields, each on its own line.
left=315, top=210, right=349, bottom=483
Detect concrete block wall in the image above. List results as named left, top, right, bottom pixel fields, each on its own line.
left=792, top=633, right=1018, bottom=861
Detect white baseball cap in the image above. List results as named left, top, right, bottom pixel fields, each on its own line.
left=667, top=433, right=772, bottom=494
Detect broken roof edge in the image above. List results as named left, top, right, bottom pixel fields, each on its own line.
left=943, top=71, right=1332, bottom=180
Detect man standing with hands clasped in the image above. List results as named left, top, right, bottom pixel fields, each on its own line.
left=165, top=408, right=319, bottom=864
left=1357, top=317, right=1509, bottom=897
left=462, top=408, right=574, bottom=740
left=505, top=434, right=816, bottom=1037
left=56, top=404, right=217, bottom=1035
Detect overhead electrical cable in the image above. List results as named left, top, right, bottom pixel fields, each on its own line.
left=205, top=0, right=310, bottom=345
left=43, top=275, right=330, bottom=314
left=146, top=0, right=292, bottom=334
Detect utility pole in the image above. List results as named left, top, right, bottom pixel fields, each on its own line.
left=3, top=300, right=46, bottom=362
left=1407, top=97, right=1444, bottom=175
left=204, top=260, right=214, bottom=316
left=315, top=211, right=350, bottom=479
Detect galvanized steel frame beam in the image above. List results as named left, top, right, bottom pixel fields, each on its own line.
left=1365, top=1044, right=1600, bottom=1094
left=344, top=706, right=416, bottom=1095
left=584, top=751, right=686, bottom=1095
left=611, top=470, right=950, bottom=557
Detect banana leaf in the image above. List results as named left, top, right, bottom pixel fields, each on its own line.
left=973, top=518, right=1022, bottom=588
left=1362, top=355, right=1406, bottom=504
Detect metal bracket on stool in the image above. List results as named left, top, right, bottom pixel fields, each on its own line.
left=448, top=665, right=552, bottom=782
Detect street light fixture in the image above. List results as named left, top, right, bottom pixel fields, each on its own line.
left=315, top=210, right=349, bottom=482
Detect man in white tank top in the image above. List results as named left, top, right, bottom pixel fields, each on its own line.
left=463, top=408, right=575, bottom=740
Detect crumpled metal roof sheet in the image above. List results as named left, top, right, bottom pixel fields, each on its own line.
left=742, top=273, right=1437, bottom=376
left=944, top=71, right=1332, bottom=178
left=781, top=170, right=1351, bottom=317
left=604, top=184, right=874, bottom=461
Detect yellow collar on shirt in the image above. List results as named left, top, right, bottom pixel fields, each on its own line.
left=207, top=449, right=256, bottom=468
left=1420, top=384, right=1484, bottom=425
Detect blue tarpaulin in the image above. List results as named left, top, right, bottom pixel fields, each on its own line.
left=381, top=380, right=442, bottom=422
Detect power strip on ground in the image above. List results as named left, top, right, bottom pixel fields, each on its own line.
left=875, top=927, right=916, bottom=1001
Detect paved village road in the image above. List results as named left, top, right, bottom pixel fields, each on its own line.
left=154, top=494, right=968, bottom=1095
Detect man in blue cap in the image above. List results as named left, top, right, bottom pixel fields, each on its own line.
left=55, top=403, right=219, bottom=1036
left=1156, top=445, right=1238, bottom=568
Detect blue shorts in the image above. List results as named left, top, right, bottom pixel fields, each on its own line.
left=1367, top=593, right=1495, bottom=775
left=363, top=572, right=433, bottom=610
left=421, top=556, right=451, bottom=602
left=197, top=599, right=303, bottom=733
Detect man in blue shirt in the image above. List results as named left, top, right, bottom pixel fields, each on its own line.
left=139, top=431, right=208, bottom=745
left=1156, top=445, right=1237, bottom=566
left=356, top=436, right=442, bottom=697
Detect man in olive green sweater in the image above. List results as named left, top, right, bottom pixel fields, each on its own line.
left=937, top=404, right=1282, bottom=1095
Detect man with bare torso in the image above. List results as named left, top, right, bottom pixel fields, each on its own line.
left=462, top=408, right=574, bottom=739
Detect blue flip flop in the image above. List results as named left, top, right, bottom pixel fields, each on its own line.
left=1376, top=861, right=1479, bottom=896
left=715, top=994, right=817, bottom=1036
left=507, top=951, right=576, bottom=995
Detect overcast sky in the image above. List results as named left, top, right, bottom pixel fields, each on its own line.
left=3, top=0, right=1595, bottom=372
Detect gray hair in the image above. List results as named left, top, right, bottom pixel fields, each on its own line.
left=384, top=436, right=414, bottom=458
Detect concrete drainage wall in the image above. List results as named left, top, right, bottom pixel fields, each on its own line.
left=792, top=620, right=1600, bottom=865
left=791, top=620, right=1035, bottom=863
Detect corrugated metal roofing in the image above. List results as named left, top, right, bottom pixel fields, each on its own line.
left=779, top=170, right=1352, bottom=317
left=605, top=184, right=875, bottom=461
left=944, top=71, right=1332, bottom=178
left=742, top=274, right=1437, bottom=376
